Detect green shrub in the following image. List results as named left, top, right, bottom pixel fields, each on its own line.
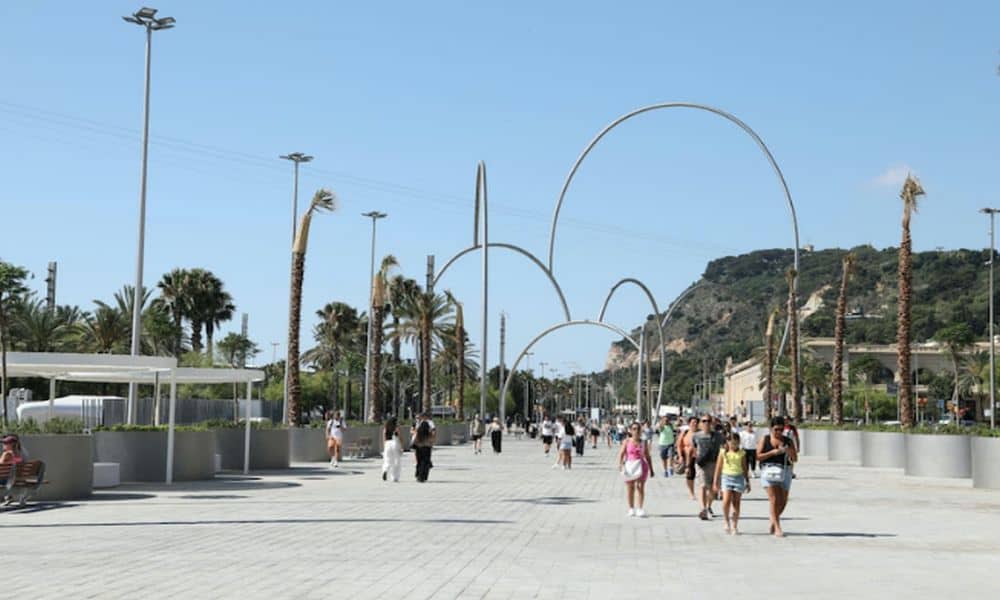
left=4, top=418, right=85, bottom=435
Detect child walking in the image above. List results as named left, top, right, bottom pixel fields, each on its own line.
left=713, top=433, right=751, bottom=534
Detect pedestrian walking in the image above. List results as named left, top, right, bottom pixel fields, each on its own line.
left=615, top=419, right=626, bottom=444
left=678, top=416, right=698, bottom=501
left=602, top=421, right=612, bottom=448
left=758, top=416, right=798, bottom=537
left=325, top=410, right=346, bottom=468
left=470, top=414, right=485, bottom=455
left=412, top=419, right=434, bottom=482
left=589, top=419, right=601, bottom=449
left=558, top=419, right=575, bottom=469
left=655, top=416, right=675, bottom=476
left=488, top=417, right=503, bottom=454
left=574, top=417, right=586, bottom=456
left=713, top=433, right=750, bottom=534
left=381, top=417, right=402, bottom=482
left=739, top=422, right=758, bottom=477
left=618, top=422, right=653, bottom=517
left=540, top=416, right=554, bottom=454
left=693, top=415, right=725, bottom=520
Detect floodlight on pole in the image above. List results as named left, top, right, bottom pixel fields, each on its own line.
left=122, top=6, right=175, bottom=424
left=981, top=207, right=999, bottom=430
left=363, top=210, right=388, bottom=423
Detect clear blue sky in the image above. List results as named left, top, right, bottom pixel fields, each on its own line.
left=2, top=1, right=998, bottom=374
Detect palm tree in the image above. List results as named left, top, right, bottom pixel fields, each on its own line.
left=182, top=270, right=234, bottom=358
left=935, top=324, right=974, bottom=422
left=897, top=174, right=925, bottom=427
left=76, top=302, right=130, bottom=353
left=785, top=267, right=801, bottom=422
left=763, top=307, right=779, bottom=420
left=391, top=288, right=453, bottom=413
left=960, top=350, right=990, bottom=422
left=801, top=353, right=831, bottom=418
left=367, top=255, right=398, bottom=421
left=0, top=261, right=29, bottom=425
left=217, top=332, right=260, bottom=420
left=444, top=290, right=467, bottom=419
left=388, top=276, right=419, bottom=413
left=12, top=297, right=79, bottom=352
left=288, top=189, right=337, bottom=424
left=831, top=253, right=854, bottom=424
left=303, top=302, right=361, bottom=413
left=157, top=268, right=190, bottom=355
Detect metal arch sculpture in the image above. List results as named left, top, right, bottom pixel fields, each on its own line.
left=596, top=277, right=666, bottom=414
left=545, top=102, right=802, bottom=357
left=499, top=319, right=641, bottom=416
left=433, top=242, right=572, bottom=322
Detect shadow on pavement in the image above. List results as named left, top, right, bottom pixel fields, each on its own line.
left=505, top=496, right=596, bottom=506
left=0, top=516, right=513, bottom=529
left=787, top=531, right=896, bottom=538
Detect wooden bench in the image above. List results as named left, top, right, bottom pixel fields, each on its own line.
left=345, top=437, right=373, bottom=459
left=1, top=460, right=46, bottom=507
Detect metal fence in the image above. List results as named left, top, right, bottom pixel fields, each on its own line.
left=95, top=397, right=283, bottom=426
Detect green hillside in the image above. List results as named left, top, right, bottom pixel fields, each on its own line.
left=607, top=245, right=993, bottom=403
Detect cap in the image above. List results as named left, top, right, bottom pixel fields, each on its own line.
left=1, top=435, right=17, bottom=444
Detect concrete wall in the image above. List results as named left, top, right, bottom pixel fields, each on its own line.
left=94, top=431, right=214, bottom=482
left=215, top=429, right=290, bottom=470
left=19, top=434, right=93, bottom=500
left=904, top=434, right=972, bottom=478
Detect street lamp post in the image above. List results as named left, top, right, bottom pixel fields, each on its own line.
left=279, top=152, right=313, bottom=424
left=362, top=211, right=388, bottom=423
left=982, top=207, right=998, bottom=429
left=122, top=6, right=175, bottom=425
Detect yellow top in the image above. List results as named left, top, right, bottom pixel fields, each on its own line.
left=721, top=449, right=745, bottom=476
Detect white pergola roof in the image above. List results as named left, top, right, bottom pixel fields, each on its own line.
left=4, top=352, right=264, bottom=383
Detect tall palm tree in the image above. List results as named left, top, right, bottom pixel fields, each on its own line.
left=157, top=268, right=190, bottom=356
left=763, top=307, right=779, bottom=420
left=897, top=174, right=925, bottom=427
left=785, top=268, right=801, bottom=422
left=367, top=255, right=398, bottom=421
left=444, top=291, right=467, bottom=419
left=287, top=188, right=337, bottom=425
left=0, top=261, right=29, bottom=425
left=303, top=302, right=361, bottom=413
left=831, top=253, right=854, bottom=424
left=391, top=288, right=453, bottom=413
left=388, top=275, right=419, bottom=413
left=203, top=288, right=234, bottom=360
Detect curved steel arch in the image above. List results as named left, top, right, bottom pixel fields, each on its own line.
left=499, top=320, right=640, bottom=413
left=433, top=242, right=572, bottom=321
left=547, top=102, right=801, bottom=359
left=596, top=277, right=665, bottom=416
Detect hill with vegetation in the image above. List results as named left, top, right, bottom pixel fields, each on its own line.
left=605, top=245, right=993, bottom=402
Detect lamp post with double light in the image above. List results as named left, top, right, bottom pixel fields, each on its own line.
left=122, top=6, right=175, bottom=424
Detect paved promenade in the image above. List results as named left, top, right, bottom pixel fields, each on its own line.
left=4, top=436, right=996, bottom=598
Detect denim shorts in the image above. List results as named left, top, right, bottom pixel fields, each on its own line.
left=658, top=444, right=675, bottom=460
left=721, top=473, right=745, bottom=493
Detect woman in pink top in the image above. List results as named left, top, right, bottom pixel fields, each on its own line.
left=617, top=422, right=654, bottom=517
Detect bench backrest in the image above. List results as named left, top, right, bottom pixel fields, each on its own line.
left=14, top=460, right=44, bottom=484
left=0, top=464, right=13, bottom=480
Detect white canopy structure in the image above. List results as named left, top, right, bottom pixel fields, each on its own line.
left=4, top=352, right=266, bottom=483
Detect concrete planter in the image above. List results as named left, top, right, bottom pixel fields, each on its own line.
left=904, top=434, right=972, bottom=478
left=861, top=431, right=905, bottom=468
left=215, top=429, right=290, bottom=471
left=828, top=430, right=862, bottom=463
left=95, top=431, right=215, bottom=482
left=289, top=427, right=328, bottom=462
left=800, top=429, right=829, bottom=458
left=19, top=434, right=93, bottom=500
left=971, top=437, right=1000, bottom=489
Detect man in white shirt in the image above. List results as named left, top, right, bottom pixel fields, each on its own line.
left=739, top=422, right=758, bottom=477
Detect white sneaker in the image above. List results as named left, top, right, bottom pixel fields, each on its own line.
left=628, top=508, right=636, bottom=517
left=636, top=508, right=646, bottom=518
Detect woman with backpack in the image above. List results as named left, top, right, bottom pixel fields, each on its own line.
left=618, top=422, right=653, bottom=517
left=757, top=416, right=798, bottom=537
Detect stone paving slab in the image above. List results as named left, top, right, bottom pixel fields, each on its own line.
left=2, top=437, right=997, bottom=598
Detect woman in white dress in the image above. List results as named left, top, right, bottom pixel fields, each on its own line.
left=381, top=417, right=402, bottom=482
left=326, top=410, right=346, bottom=468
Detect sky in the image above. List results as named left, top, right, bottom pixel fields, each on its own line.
left=2, top=1, right=999, bottom=375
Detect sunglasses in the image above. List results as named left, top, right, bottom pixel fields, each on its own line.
left=700, top=419, right=710, bottom=423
